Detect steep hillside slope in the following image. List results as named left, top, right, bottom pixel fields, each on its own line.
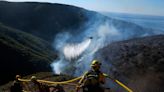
left=96, top=35, right=164, bottom=92
left=0, top=23, right=56, bottom=85
left=1, top=35, right=164, bottom=92
left=0, top=1, right=91, bottom=42
left=1, top=1, right=163, bottom=43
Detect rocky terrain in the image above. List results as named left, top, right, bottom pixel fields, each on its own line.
left=96, top=35, right=164, bottom=92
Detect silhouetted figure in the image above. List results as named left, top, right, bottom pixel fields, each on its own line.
left=30, top=76, right=49, bottom=92
left=10, top=75, right=23, bottom=92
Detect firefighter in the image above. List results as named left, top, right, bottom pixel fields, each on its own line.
left=30, top=76, right=49, bottom=92
left=76, top=60, right=105, bottom=92
left=10, top=75, right=23, bottom=92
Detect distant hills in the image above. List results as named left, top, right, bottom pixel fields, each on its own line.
left=101, top=12, right=164, bottom=31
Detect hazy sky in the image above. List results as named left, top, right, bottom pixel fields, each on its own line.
left=4, top=0, right=164, bottom=16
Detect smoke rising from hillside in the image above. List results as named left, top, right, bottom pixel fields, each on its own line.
left=63, top=39, right=91, bottom=60
left=51, top=14, right=164, bottom=76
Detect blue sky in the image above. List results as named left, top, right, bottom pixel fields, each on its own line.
left=5, top=0, right=164, bottom=16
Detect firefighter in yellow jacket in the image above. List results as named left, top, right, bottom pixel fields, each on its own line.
left=76, top=60, right=105, bottom=92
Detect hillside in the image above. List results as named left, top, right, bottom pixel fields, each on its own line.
left=0, top=1, right=91, bottom=42
left=0, top=1, right=93, bottom=85
left=0, top=1, right=164, bottom=91
left=1, top=1, right=162, bottom=43
left=1, top=35, right=164, bottom=92
left=0, top=23, right=57, bottom=85
left=95, top=35, right=164, bottom=92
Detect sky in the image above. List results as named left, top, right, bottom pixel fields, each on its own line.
left=3, top=0, right=164, bottom=16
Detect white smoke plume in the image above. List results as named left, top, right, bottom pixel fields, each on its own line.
left=51, top=14, right=164, bottom=76
left=63, top=39, right=91, bottom=60
left=51, top=19, right=123, bottom=76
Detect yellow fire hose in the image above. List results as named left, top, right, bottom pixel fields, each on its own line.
left=18, top=79, right=30, bottom=82
left=114, top=80, right=133, bottom=92
left=38, top=76, right=81, bottom=86
left=18, top=76, right=82, bottom=86
left=19, top=74, right=133, bottom=92
left=103, top=73, right=133, bottom=92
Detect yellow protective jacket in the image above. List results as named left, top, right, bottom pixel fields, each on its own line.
left=78, top=69, right=105, bottom=86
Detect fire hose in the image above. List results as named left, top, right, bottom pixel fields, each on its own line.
left=18, top=73, right=133, bottom=92
left=18, top=76, right=81, bottom=86
left=103, top=73, right=133, bottom=92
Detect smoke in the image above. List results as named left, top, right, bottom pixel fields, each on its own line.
left=51, top=13, right=164, bottom=76
left=63, top=39, right=91, bottom=60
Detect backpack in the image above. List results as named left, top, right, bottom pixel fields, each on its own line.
left=83, top=70, right=101, bottom=86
